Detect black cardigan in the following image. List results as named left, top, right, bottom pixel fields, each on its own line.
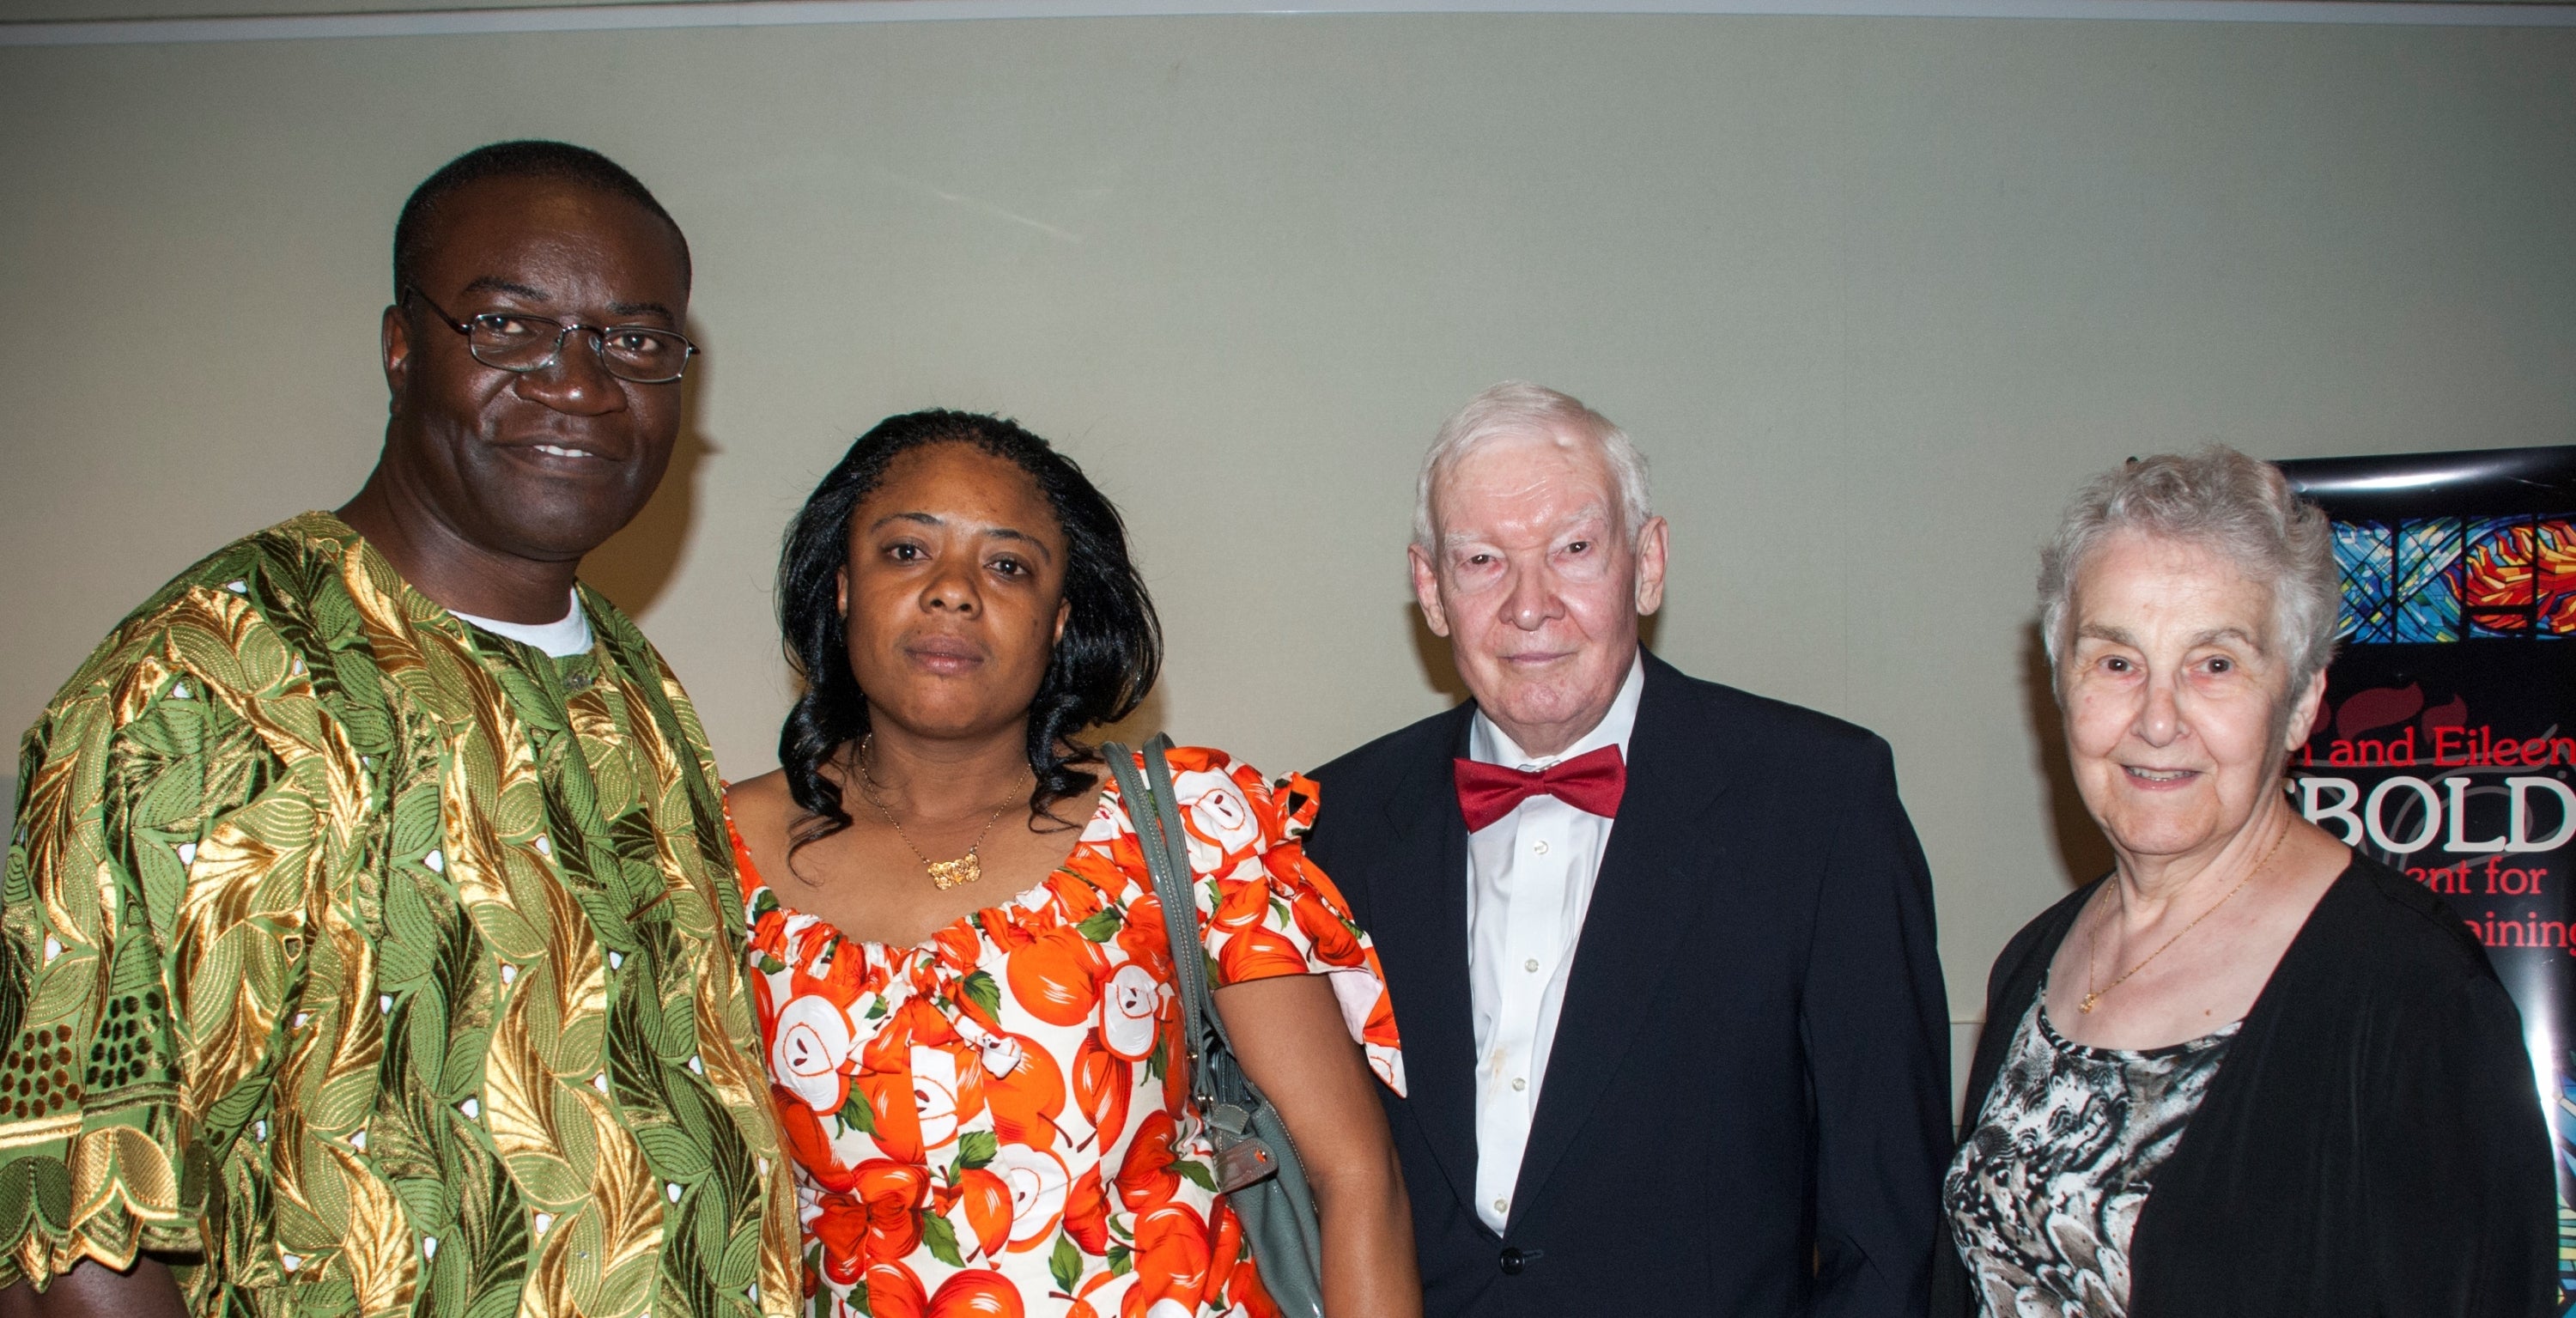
left=1935, top=854, right=2557, bottom=1317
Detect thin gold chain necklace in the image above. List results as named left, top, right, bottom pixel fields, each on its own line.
left=854, top=734, right=1029, bottom=890
left=2081, top=824, right=2290, bottom=1014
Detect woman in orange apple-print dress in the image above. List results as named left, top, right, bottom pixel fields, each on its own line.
left=727, top=411, right=1418, bottom=1318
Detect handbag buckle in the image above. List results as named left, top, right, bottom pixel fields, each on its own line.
left=1204, top=1102, right=1282, bottom=1193
left=1214, top=1133, right=1281, bottom=1193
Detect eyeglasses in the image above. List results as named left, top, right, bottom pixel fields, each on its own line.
left=404, top=285, right=698, bottom=384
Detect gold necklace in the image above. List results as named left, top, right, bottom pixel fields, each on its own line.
left=2081, top=824, right=2290, bottom=1014
left=854, top=735, right=1028, bottom=890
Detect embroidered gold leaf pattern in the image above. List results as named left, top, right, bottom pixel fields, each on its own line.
left=483, top=977, right=580, bottom=1211
left=0, top=514, right=793, bottom=1315
left=325, top=1142, right=419, bottom=1316
left=513, top=1200, right=580, bottom=1318
left=307, top=896, right=383, bottom=1133
left=67, top=1127, right=179, bottom=1233
left=537, top=868, right=606, bottom=1079
left=571, top=1087, right=659, bottom=1311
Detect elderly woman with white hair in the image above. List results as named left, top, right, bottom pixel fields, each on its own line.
left=1936, top=447, right=2555, bottom=1318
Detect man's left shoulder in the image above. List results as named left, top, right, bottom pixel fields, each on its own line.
left=574, top=583, right=722, bottom=773
left=1647, top=656, right=1892, bottom=768
left=579, top=585, right=691, bottom=694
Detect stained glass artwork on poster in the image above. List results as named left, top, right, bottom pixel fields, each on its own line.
left=2461, top=516, right=2576, bottom=639
left=2332, top=513, right=2576, bottom=645
left=2335, top=518, right=2462, bottom=644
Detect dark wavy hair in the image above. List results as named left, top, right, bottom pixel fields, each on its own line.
left=777, top=410, right=1160, bottom=848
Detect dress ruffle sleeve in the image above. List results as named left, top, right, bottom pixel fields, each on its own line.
left=1151, top=746, right=1407, bottom=1096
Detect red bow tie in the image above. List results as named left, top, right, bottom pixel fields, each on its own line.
left=1453, top=744, right=1627, bottom=833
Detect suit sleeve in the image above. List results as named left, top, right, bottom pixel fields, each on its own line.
left=1800, top=736, right=1952, bottom=1318
left=2366, top=970, right=2556, bottom=1316
left=1297, top=767, right=1367, bottom=929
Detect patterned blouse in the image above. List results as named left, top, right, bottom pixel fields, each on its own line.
left=1944, top=987, right=2239, bottom=1317
left=735, top=746, right=1405, bottom=1318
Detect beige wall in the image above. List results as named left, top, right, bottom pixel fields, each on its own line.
left=1, top=0, right=683, bottom=20
left=5, top=15, right=2573, bottom=1070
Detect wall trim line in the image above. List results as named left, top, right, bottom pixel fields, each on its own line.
left=7, top=0, right=2575, bottom=47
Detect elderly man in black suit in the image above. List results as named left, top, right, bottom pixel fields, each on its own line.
left=1303, top=381, right=1950, bottom=1317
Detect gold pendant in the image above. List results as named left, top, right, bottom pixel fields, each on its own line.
left=926, top=852, right=982, bottom=890
left=2079, top=992, right=2099, bottom=1014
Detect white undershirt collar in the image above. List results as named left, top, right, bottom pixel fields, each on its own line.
left=452, top=590, right=593, bottom=659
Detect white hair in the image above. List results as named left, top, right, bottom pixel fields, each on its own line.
left=2038, top=445, right=2341, bottom=702
left=1412, top=381, right=1652, bottom=552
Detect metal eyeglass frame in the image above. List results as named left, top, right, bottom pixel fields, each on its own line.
left=403, top=284, right=699, bottom=384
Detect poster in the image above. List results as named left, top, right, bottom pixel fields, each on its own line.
left=2278, top=445, right=2576, bottom=1306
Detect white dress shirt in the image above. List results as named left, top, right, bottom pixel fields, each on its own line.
left=1464, top=653, right=1644, bottom=1232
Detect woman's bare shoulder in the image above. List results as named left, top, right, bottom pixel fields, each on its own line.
left=725, top=768, right=797, bottom=835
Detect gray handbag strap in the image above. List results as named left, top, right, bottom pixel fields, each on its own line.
left=1102, top=737, right=1236, bottom=1102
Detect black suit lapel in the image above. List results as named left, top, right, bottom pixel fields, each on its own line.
left=1365, top=708, right=1485, bottom=1220
left=1507, top=653, right=1727, bottom=1221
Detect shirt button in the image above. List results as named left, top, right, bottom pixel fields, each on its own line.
left=1510, top=1077, right=1527, bottom=1091
left=1523, top=958, right=1540, bottom=973
left=1532, top=840, right=1550, bottom=855
left=1493, top=1198, right=1510, bottom=1216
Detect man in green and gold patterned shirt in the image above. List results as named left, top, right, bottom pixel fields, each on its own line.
left=0, top=142, right=794, bottom=1318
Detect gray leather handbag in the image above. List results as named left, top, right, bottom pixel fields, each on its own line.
left=1102, top=736, right=1328, bottom=1318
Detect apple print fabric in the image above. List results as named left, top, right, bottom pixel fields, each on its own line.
left=738, top=747, right=1405, bottom=1318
